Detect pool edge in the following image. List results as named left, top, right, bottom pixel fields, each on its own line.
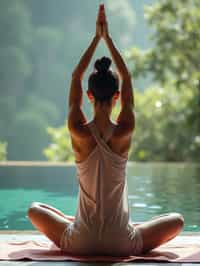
left=0, top=230, right=200, bottom=235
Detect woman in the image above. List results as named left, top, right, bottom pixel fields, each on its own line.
left=28, top=4, right=184, bottom=256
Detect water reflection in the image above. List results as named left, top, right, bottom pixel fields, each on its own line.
left=0, top=162, right=200, bottom=231
left=127, top=162, right=200, bottom=231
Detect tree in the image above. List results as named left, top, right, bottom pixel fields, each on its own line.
left=126, top=1, right=200, bottom=91
left=0, top=0, right=32, bottom=97
left=0, top=1, right=61, bottom=159
left=130, top=86, right=199, bottom=161
left=125, top=0, right=200, bottom=161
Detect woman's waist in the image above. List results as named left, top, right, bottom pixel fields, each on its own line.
left=74, top=216, right=131, bottom=236
left=67, top=221, right=135, bottom=255
left=77, top=207, right=129, bottom=222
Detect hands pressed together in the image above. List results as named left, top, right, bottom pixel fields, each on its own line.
left=96, top=4, right=109, bottom=40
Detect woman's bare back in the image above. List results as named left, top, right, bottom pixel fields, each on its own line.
left=71, top=120, right=132, bottom=163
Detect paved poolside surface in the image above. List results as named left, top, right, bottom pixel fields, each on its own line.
left=0, top=262, right=197, bottom=266
left=0, top=231, right=199, bottom=265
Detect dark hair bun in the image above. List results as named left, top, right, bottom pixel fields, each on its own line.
left=94, top=56, right=111, bottom=73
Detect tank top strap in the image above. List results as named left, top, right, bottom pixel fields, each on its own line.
left=87, top=121, right=114, bottom=148
left=87, top=120, right=128, bottom=162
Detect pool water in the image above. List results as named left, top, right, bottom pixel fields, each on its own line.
left=0, top=163, right=200, bottom=231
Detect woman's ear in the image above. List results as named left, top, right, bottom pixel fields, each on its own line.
left=113, top=90, right=120, bottom=100
left=86, top=89, right=94, bottom=102
left=112, top=91, right=120, bottom=107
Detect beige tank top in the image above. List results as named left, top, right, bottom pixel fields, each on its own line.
left=74, top=120, right=131, bottom=241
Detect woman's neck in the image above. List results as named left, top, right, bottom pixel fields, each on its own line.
left=93, top=102, right=112, bottom=126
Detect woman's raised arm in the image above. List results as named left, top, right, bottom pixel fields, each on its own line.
left=68, top=6, right=103, bottom=108
left=101, top=6, right=134, bottom=108
left=71, top=36, right=100, bottom=81
left=100, top=6, right=130, bottom=79
left=69, top=35, right=100, bottom=108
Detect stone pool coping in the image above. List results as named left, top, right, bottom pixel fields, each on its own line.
left=0, top=230, right=199, bottom=243
left=1, top=230, right=200, bottom=235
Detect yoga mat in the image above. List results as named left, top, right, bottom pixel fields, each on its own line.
left=0, top=235, right=200, bottom=262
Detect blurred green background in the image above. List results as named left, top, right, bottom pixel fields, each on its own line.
left=0, top=0, right=199, bottom=162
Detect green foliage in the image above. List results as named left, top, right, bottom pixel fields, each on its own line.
left=127, top=0, right=200, bottom=90
left=131, top=86, right=200, bottom=161
left=0, top=1, right=32, bottom=96
left=0, top=142, right=7, bottom=161
left=125, top=0, right=200, bottom=162
left=43, top=127, right=74, bottom=162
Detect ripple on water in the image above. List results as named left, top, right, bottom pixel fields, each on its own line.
left=132, top=203, right=147, bottom=208
left=188, top=224, right=198, bottom=229
left=148, top=205, right=162, bottom=209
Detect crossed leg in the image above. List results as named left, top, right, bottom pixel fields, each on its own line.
left=28, top=203, right=184, bottom=255
left=27, top=202, right=74, bottom=248
left=135, top=212, right=184, bottom=254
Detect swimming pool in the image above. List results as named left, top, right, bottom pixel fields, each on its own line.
left=0, top=162, right=199, bottom=231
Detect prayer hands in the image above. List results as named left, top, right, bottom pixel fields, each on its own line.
left=96, top=4, right=109, bottom=40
